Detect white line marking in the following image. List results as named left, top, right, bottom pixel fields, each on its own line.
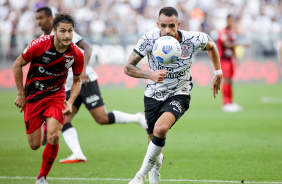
left=1, top=176, right=282, bottom=183
left=261, top=97, right=282, bottom=103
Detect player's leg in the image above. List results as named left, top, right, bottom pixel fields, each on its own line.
left=221, top=60, right=233, bottom=106
left=221, top=61, right=242, bottom=112
left=129, top=95, right=190, bottom=184
left=26, top=114, right=46, bottom=150
left=60, top=91, right=87, bottom=163
left=222, top=77, right=233, bottom=105
left=37, top=116, right=62, bottom=182
left=84, top=80, right=146, bottom=128
left=26, top=127, right=43, bottom=150
left=89, top=105, right=145, bottom=127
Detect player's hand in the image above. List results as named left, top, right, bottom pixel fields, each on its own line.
left=62, top=100, right=72, bottom=115
left=211, top=74, right=222, bottom=99
left=81, top=70, right=88, bottom=86
left=150, top=70, right=168, bottom=83
left=14, top=93, right=26, bottom=113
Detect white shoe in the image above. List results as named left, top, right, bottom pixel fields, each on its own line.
left=222, top=103, right=242, bottom=112
left=35, top=176, right=48, bottom=184
left=128, top=173, right=146, bottom=184
left=136, top=112, right=147, bottom=129
left=59, top=154, right=87, bottom=164
left=149, top=153, right=164, bottom=184
left=231, top=102, right=243, bottom=111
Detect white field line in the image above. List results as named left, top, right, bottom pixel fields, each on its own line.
left=1, top=176, right=282, bottom=183
left=260, top=97, right=282, bottom=103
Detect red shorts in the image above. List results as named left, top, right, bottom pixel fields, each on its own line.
left=24, top=98, right=65, bottom=134
left=221, top=59, right=234, bottom=78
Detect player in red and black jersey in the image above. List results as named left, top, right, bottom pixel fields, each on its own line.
left=217, top=14, right=248, bottom=112
left=13, top=12, right=84, bottom=184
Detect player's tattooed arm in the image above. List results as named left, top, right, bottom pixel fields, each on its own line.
left=124, top=51, right=151, bottom=79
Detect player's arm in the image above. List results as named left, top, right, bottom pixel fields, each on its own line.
left=63, top=74, right=82, bottom=115
left=204, top=36, right=222, bottom=99
left=13, top=55, right=29, bottom=112
left=76, top=40, right=93, bottom=84
left=124, top=51, right=168, bottom=83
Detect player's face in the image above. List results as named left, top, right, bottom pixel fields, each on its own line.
left=35, top=11, right=52, bottom=32
left=227, top=16, right=234, bottom=28
left=53, top=23, right=73, bottom=47
left=157, top=14, right=180, bottom=38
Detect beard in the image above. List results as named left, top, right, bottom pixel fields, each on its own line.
left=56, top=36, right=71, bottom=47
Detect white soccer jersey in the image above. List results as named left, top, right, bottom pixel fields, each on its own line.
left=41, top=30, right=98, bottom=91
left=134, top=28, right=208, bottom=101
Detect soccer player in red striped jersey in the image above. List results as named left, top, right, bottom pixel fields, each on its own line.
left=217, top=14, right=248, bottom=112
left=35, top=6, right=147, bottom=164
left=13, top=13, right=84, bottom=184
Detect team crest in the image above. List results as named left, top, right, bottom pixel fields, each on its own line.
left=65, top=59, right=74, bottom=69
left=181, top=45, right=191, bottom=58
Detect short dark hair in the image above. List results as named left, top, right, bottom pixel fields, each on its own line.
left=227, top=14, right=233, bottom=20
left=36, top=6, right=52, bottom=17
left=159, top=7, right=178, bottom=18
left=52, top=12, right=75, bottom=29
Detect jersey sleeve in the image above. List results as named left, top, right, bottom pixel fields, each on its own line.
left=72, top=49, right=84, bottom=76
left=193, top=32, right=209, bottom=52
left=133, top=33, right=153, bottom=58
left=22, top=42, right=37, bottom=63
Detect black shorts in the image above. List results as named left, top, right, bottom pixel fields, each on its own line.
left=66, top=80, right=104, bottom=110
left=144, top=95, right=191, bottom=134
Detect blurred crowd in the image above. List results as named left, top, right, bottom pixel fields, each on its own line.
left=0, top=0, right=282, bottom=56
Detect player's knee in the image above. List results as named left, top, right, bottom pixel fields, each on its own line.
left=47, top=132, right=60, bottom=144
left=29, top=142, right=41, bottom=150
left=153, top=124, right=169, bottom=138
left=95, top=115, right=109, bottom=125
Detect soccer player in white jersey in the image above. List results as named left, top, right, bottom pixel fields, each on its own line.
left=35, top=7, right=147, bottom=164
left=125, top=7, right=222, bottom=184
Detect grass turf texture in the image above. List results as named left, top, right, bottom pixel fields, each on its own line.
left=0, top=84, right=281, bottom=184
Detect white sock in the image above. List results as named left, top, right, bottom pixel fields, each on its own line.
left=62, top=127, right=86, bottom=158
left=112, top=110, right=137, bottom=123
left=137, top=141, right=164, bottom=176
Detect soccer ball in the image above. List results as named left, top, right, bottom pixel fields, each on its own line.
left=152, top=36, right=181, bottom=64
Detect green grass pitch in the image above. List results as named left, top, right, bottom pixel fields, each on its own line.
left=0, top=84, right=282, bottom=184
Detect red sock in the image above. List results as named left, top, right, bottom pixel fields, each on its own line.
left=222, top=83, right=233, bottom=105
left=37, top=143, right=59, bottom=180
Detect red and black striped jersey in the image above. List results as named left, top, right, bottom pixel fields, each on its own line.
left=22, top=35, right=84, bottom=103
left=217, top=27, right=237, bottom=60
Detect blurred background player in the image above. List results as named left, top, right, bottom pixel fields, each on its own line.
left=35, top=7, right=147, bottom=164
left=13, top=12, right=84, bottom=184
left=217, top=14, right=249, bottom=112
left=125, top=7, right=222, bottom=184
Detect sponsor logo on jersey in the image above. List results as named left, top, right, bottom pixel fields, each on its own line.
left=38, top=66, right=67, bottom=77
left=63, top=54, right=74, bottom=59
left=42, top=57, right=51, bottom=63
left=158, top=65, right=174, bottom=72
left=45, top=51, right=56, bottom=55
left=30, top=35, right=50, bottom=47
left=165, top=65, right=190, bottom=79
left=65, top=59, right=74, bottom=69
left=35, top=81, right=44, bottom=91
